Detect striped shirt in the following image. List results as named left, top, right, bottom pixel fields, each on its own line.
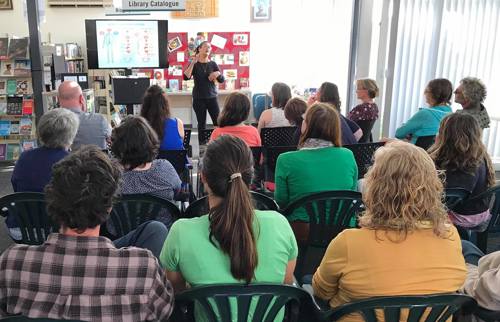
left=0, top=234, right=174, bottom=321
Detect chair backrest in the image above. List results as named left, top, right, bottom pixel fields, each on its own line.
left=250, top=146, right=262, bottom=171
left=183, top=129, right=192, bottom=149
left=182, top=191, right=279, bottom=218
left=474, top=305, right=500, bottom=322
left=325, top=294, right=476, bottom=322
left=157, top=149, right=188, bottom=176
left=199, top=128, right=215, bottom=146
left=173, top=283, right=312, bottom=322
left=264, top=146, right=298, bottom=175
left=0, top=317, right=85, bottom=321
left=0, top=192, right=57, bottom=245
left=353, top=119, right=376, bottom=143
left=281, top=190, right=364, bottom=281
left=252, top=93, right=272, bottom=120
left=415, top=135, right=436, bottom=150
left=444, top=188, right=470, bottom=211
left=108, top=193, right=181, bottom=238
left=344, top=142, right=385, bottom=179
left=261, top=127, right=298, bottom=147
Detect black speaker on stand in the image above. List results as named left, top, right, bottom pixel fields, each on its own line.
left=111, top=75, right=150, bottom=115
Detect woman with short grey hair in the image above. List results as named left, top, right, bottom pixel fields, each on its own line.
left=9, top=108, right=79, bottom=240
left=454, top=77, right=490, bottom=129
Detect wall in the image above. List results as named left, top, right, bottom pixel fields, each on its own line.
left=0, top=0, right=354, bottom=105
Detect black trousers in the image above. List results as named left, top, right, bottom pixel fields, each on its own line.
left=193, top=97, right=220, bottom=131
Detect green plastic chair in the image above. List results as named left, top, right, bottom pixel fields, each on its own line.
left=322, top=294, right=476, bottom=322
left=105, top=193, right=181, bottom=238
left=0, top=192, right=57, bottom=245
left=0, top=317, right=84, bottom=321
left=182, top=191, right=279, bottom=218
left=472, top=184, right=500, bottom=253
left=281, top=190, right=364, bottom=283
left=173, top=284, right=315, bottom=322
left=474, top=305, right=500, bottom=322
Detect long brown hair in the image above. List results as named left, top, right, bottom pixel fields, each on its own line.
left=217, top=92, right=251, bottom=127
left=140, top=85, right=171, bottom=140
left=299, top=103, right=342, bottom=147
left=271, top=82, right=291, bottom=109
left=202, top=135, right=257, bottom=283
left=429, top=113, right=495, bottom=187
left=318, top=82, right=341, bottom=109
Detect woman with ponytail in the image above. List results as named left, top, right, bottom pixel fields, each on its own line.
left=160, top=135, right=297, bottom=298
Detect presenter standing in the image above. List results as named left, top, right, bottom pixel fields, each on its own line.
left=183, top=41, right=225, bottom=143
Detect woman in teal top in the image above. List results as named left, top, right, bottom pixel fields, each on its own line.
left=395, top=78, right=453, bottom=143
left=160, top=135, right=297, bottom=320
left=275, top=103, right=358, bottom=232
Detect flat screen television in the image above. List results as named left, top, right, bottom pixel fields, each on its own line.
left=85, top=19, right=168, bottom=69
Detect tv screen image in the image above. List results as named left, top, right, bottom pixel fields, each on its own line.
left=86, top=19, right=168, bottom=69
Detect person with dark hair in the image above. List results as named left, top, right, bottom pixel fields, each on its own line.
left=454, top=77, right=490, bottom=129
left=284, top=97, right=308, bottom=145
left=257, top=82, right=292, bottom=132
left=160, top=135, right=297, bottom=320
left=140, top=84, right=184, bottom=150
left=184, top=41, right=225, bottom=142
left=315, top=82, right=362, bottom=145
left=209, top=92, right=261, bottom=146
left=429, top=113, right=495, bottom=229
left=111, top=116, right=181, bottom=228
left=395, top=78, right=453, bottom=143
left=348, top=78, right=380, bottom=142
left=0, top=146, right=174, bottom=321
left=275, top=103, right=358, bottom=240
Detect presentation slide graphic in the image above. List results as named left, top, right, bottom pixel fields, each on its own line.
left=96, top=20, right=160, bottom=68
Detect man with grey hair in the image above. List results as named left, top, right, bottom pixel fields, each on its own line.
left=10, top=108, right=79, bottom=240
left=58, top=81, right=111, bottom=149
left=454, top=77, right=490, bottom=129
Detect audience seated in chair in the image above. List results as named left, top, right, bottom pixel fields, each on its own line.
left=111, top=116, right=181, bottom=229
left=209, top=92, right=261, bottom=147
left=257, top=82, right=292, bottom=132
left=312, top=81, right=362, bottom=145
left=348, top=78, right=379, bottom=143
left=429, top=113, right=495, bottom=229
left=454, top=77, right=490, bottom=129
left=284, top=97, right=308, bottom=146
left=10, top=108, right=79, bottom=241
left=0, top=146, right=173, bottom=321
left=312, top=141, right=466, bottom=321
left=275, top=103, right=358, bottom=241
left=395, top=78, right=453, bottom=143
left=160, top=136, right=297, bottom=320
left=140, top=84, right=185, bottom=150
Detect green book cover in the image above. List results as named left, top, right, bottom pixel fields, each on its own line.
left=6, top=79, right=16, bottom=95
left=6, top=143, right=20, bottom=161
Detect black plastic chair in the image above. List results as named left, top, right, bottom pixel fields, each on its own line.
left=415, top=135, right=436, bottom=150
left=472, top=184, right=500, bottom=253
left=157, top=149, right=191, bottom=176
left=172, top=283, right=314, bottom=322
left=444, top=188, right=470, bottom=211
left=261, top=126, right=298, bottom=147
left=0, top=192, right=57, bottom=245
left=182, top=191, right=279, bottom=218
left=322, top=294, right=476, bottom=322
left=183, top=129, right=192, bottom=157
left=199, top=128, right=215, bottom=146
left=353, top=119, right=376, bottom=143
left=105, top=193, right=181, bottom=238
left=474, top=305, right=500, bottom=322
left=264, top=146, right=298, bottom=181
left=344, top=142, right=385, bottom=179
left=0, top=317, right=85, bottom=321
left=281, top=190, right=364, bottom=282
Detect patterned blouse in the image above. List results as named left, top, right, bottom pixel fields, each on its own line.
left=348, top=102, right=379, bottom=121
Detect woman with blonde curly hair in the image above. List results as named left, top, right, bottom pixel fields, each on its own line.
left=312, top=141, right=466, bottom=320
left=429, top=113, right=495, bottom=229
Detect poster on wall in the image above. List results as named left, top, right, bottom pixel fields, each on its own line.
left=251, top=0, right=272, bottom=22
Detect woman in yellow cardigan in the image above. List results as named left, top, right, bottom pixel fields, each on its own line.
left=312, top=141, right=467, bottom=322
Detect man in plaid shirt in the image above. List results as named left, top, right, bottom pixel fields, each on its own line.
left=0, top=146, right=174, bottom=321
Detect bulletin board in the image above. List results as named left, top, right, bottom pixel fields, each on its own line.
left=141, top=31, right=250, bottom=92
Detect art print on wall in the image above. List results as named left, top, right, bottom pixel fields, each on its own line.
left=0, top=0, right=13, bottom=10
left=251, top=0, right=271, bottom=22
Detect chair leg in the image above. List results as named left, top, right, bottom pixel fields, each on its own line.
left=476, top=231, right=488, bottom=253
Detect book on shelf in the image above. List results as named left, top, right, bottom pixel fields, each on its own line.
left=0, top=37, right=8, bottom=60
left=169, top=79, right=179, bottom=92
left=239, top=77, right=249, bottom=89
left=0, top=144, right=6, bottom=160
left=19, top=117, right=32, bottom=135
left=16, top=80, right=29, bottom=95
left=0, top=60, right=14, bottom=76
left=14, top=60, right=31, bottom=77
left=6, top=143, right=20, bottom=160
left=6, top=96, right=23, bottom=115
left=66, top=60, right=84, bottom=73
left=6, top=79, right=16, bottom=95
left=22, top=98, right=33, bottom=115
left=0, top=120, right=10, bottom=136
left=0, top=80, right=5, bottom=95
left=0, top=95, right=6, bottom=114
left=8, top=38, right=29, bottom=60
left=65, top=43, right=81, bottom=59
left=10, top=120, right=19, bottom=135
left=21, top=139, right=37, bottom=152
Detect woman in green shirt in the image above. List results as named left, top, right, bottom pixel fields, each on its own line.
left=275, top=103, right=358, bottom=240
left=161, top=135, right=297, bottom=294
